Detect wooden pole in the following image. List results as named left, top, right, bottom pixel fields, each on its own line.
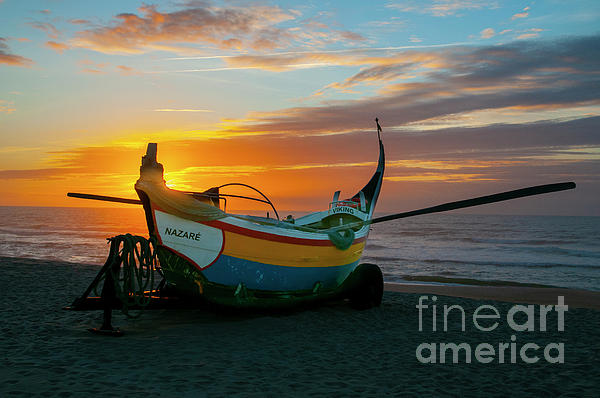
left=67, top=192, right=142, bottom=205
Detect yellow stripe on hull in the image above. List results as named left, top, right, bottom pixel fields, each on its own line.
left=222, top=230, right=366, bottom=267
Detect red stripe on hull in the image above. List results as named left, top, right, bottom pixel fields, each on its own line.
left=204, top=219, right=366, bottom=246
left=148, top=202, right=365, bottom=247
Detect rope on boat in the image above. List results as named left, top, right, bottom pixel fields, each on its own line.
left=327, top=229, right=356, bottom=250
left=95, top=234, right=158, bottom=317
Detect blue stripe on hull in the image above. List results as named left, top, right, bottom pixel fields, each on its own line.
left=202, top=254, right=360, bottom=291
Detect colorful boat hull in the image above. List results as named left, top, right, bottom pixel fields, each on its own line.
left=152, top=206, right=369, bottom=293
left=134, top=134, right=385, bottom=308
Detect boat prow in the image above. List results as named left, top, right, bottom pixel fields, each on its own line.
left=133, top=127, right=386, bottom=308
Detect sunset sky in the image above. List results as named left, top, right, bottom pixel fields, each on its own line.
left=0, top=0, right=598, bottom=215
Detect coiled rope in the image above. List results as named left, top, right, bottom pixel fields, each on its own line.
left=327, top=229, right=356, bottom=250
left=95, top=234, right=158, bottom=317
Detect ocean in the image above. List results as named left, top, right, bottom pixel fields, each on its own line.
left=1, top=206, right=598, bottom=291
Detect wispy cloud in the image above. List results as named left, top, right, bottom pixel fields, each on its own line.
left=480, top=28, right=495, bottom=39
left=338, top=30, right=367, bottom=42
left=222, top=35, right=600, bottom=136
left=515, top=28, right=543, bottom=40
left=68, top=3, right=369, bottom=55
left=2, top=117, right=597, bottom=212
left=512, top=6, right=530, bottom=20
left=0, top=99, right=16, bottom=114
left=0, top=146, right=41, bottom=153
left=385, top=173, right=496, bottom=182
left=27, top=21, right=60, bottom=39
left=387, top=1, right=496, bottom=17
left=45, top=40, right=69, bottom=53
left=116, top=64, right=140, bottom=75
left=208, top=44, right=461, bottom=74
left=153, top=109, right=214, bottom=112
left=78, top=58, right=108, bottom=74
left=0, top=37, right=33, bottom=66
left=516, top=33, right=539, bottom=40
left=0, top=168, right=71, bottom=180
left=364, top=17, right=406, bottom=32
left=164, top=42, right=466, bottom=62
left=71, top=3, right=297, bottom=54
left=69, top=19, right=90, bottom=25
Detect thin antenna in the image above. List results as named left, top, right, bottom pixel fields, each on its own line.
left=375, top=117, right=382, bottom=141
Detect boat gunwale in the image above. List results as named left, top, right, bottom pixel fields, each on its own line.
left=150, top=204, right=369, bottom=247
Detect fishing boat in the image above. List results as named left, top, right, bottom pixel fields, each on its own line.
left=68, top=119, right=576, bottom=315
left=130, top=121, right=386, bottom=309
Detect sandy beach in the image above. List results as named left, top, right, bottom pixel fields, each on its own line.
left=2, top=256, right=599, bottom=397
left=385, top=282, right=600, bottom=310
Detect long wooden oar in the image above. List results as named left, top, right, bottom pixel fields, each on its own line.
left=330, top=181, right=576, bottom=231
left=67, top=192, right=142, bottom=205
left=69, top=181, right=576, bottom=228
left=370, top=181, right=576, bottom=224
left=67, top=191, right=272, bottom=206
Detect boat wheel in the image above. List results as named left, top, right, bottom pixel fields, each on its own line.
left=349, top=263, right=384, bottom=309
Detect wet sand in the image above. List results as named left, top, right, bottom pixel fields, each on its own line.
left=2, top=256, right=599, bottom=397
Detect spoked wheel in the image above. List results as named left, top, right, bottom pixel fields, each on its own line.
left=349, top=263, right=384, bottom=310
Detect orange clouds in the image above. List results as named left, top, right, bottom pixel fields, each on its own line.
left=427, top=0, right=490, bottom=17
left=480, top=28, right=495, bottom=39
left=222, top=48, right=446, bottom=74
left=69, top=3, right=367, bottom=55
left=2, top=115, right=598, bottom=211
left=27, top=21, right=60, bottom=39
left=116, top=64, right=140, bottom=75
left=0, top=137, right=378, bottom=209
left=72, top=4, right=298, bottom=54
left=385, top=173, right=496, bottom=182
left=45, top=41, right=69, bottom=53
left=383, top=159, right=528, bottom=183
left=153, top=108, right=213, bottom=112
left=386, top=1, right=492, bottom=17
left=77, top=59, right=109, bottom=74
left=0, top=100, right=16, bottom=113
left=517, top=33, right=540, bottom=40
left=0, top=38, right=32, bottom=66
left=338, top=31, right=367, bottom=42
left=219, top=35, right=600, bottom=139
left=512, top=6, right=530, bottom=20
left=74, top=60, right=143, bottom=75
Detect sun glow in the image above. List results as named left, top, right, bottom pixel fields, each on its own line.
left=0, top=1, right=597, bottom=215
left=385, top=174, right=497, bottom=182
